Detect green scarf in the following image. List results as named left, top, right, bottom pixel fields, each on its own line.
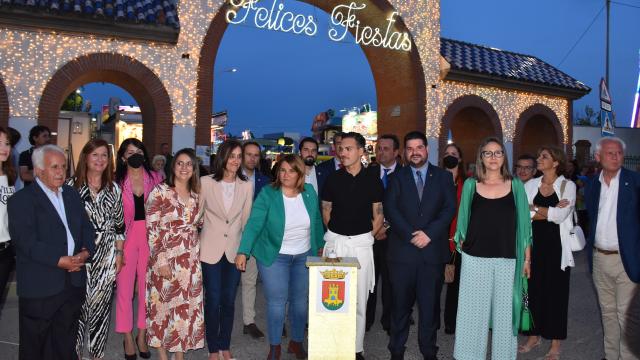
left=454, top=177, right=532, bottom=336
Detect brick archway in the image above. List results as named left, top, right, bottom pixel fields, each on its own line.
left=513, top=104, right=564, bottom=161
left=195, top=0, right=427, bottom=147
left=38, top=53, right=173, bottom=155
left=438, top=94, right=503, bottom=165
left=0, top=76, right=8, bottom=129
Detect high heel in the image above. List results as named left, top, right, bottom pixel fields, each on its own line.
left=124, top=340, right=137, bottom=360
left=136, top=336, right=151, bottom=359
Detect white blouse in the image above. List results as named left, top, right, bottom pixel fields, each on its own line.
left=280, top=193, right=311, bottom=255
left=221, top=181, right=235, bottom=213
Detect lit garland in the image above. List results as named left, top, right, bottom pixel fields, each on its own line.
left=0, top=0, right=568, bottom=145
left=427, top=80, right=570, bottom=143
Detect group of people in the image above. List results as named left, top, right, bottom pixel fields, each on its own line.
left=0, top=124, right=638, bottom=360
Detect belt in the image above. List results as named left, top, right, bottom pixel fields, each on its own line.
left=594, top=246, right=619, bottom=255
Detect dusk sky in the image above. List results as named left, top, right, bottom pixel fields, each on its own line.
left=83, top=0, right=640, bottom=137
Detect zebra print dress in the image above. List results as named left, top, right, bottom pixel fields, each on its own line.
left=66, top=178, right=125, bottom=359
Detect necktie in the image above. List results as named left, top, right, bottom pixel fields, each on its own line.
left=382, top=168, right=389, bottom=189
left=416, top=170, right=424, bottom=200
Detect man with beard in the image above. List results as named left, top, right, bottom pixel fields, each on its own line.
left=299, top=137, right=329, bottom=195
left=240, top=141, right=271, bottom=339
left=384, top=131, right=456, bottom=360
left=321, top=132, right=384, bottom=360
left=366, top=134, right=401, bottom=334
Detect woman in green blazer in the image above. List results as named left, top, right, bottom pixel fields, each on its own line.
left=235, top=154, right=324, bottom=360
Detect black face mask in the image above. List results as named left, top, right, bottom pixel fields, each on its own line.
left=127, top=153, right=145, bottom=169
left=443, top=155, right=459, bottom=169
left=304, top=157, right=316, bottom=166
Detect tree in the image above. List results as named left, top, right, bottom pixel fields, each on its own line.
left=573, top=105, right=597, bottom=126
left=61, top=90, right=83, bottom=112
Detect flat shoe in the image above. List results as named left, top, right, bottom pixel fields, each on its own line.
left=517, top=337, right=542, bottom=353
left=544, top=351, right=561, bottom=360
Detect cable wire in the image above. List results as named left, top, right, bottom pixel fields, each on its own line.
left=558, top=5, right=605, bottom=67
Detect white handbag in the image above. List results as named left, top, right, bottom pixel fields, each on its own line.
left=560, top=180, right=586, bottom=251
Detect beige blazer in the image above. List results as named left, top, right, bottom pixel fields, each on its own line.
left=199, top=175, right=253, bottom=264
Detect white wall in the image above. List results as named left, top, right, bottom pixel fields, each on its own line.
left=573, top=125, right=640, bottom=157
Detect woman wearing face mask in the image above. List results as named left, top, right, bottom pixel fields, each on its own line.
left=115, top=138, right=163, bottom=360
left=441, top=143, right=466, bottom=334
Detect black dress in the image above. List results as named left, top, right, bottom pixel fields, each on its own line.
left=528, top=191, right=571, bottom=340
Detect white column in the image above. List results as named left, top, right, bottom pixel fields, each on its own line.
left=172, top=124, right=195, bottom=153
left=505, top=140, right=514, bottom=171
left=427, top=136, right=439, bottom=165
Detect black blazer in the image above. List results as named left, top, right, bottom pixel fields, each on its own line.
left=384, top=163, right=456, bottom=264
left=8, top=181, right=96, bottom=298
left=316, top=158, right=337, bottom=197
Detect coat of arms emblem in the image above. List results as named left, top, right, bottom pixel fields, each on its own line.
left=320, top=269, right=346, bottom=311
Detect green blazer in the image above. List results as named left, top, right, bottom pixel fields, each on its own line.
left=454, top=177, right=532, bottom=336
left=238, top=183, right=325, bottom=266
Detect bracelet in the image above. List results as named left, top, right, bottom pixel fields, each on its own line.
left=115, top=249, right=124, bottom=256
left=524, top=259, right=531, bottom=264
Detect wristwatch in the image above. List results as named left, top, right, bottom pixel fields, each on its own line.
left=533, top=206, right=539, bottom=213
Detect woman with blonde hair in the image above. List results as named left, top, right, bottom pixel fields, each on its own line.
left=453, top=137, right=532, bottom=360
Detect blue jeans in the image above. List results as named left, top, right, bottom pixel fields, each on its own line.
left=257, top=251, right=310, bottom=345
left=202, top=259, right=241, bottom=353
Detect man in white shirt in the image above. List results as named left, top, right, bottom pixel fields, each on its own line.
left=366, top=134, right=400, bottom=334
left=585, top=137, right=640, bottom=360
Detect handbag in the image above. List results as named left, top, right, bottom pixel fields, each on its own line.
left=520, top=277, right=532, bottom=332
left=559, top=180, right=586, bottom=251
left=444, top=251, right=456, bottom=284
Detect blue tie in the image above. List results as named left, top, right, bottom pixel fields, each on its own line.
left=382, top=168, right=389, bottom=189
left=416, top=170, right=424, bottom=200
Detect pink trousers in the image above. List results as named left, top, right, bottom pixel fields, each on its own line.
left=115, top=220, right=149, bottom=333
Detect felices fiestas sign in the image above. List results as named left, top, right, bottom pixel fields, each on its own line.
left=225, top=0, right=412, bottom=52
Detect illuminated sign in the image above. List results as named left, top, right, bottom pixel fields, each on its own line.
left=342, top=111, right=378, bottom=140
left=225, top=0, right=412, bottom=52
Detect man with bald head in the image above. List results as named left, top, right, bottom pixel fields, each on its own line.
left=9, top=144, right=95, bottom=360
left=585, top=137, right=640, bottom=360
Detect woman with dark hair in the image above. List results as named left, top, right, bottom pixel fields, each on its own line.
left=453, top=137, right=532, bottom=360
left=66, top=139, right=125, bottom=360
left=18, top=125, right=50, bottom=186
left=199, top=139, right=253, bottom=360
left=115, top=138, right=162, bottom=359
left=441, top=143, right=466, bottom=334
left=236, top=154, right=324, bottom=360
left=146, top=149, right=204, bottom=360
left=520, top=146, right=575, bottom=360
left=0, top=127, right=16, bottom=308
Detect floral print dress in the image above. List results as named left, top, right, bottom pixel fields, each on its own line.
left=146, top=183, right=204, bottom=352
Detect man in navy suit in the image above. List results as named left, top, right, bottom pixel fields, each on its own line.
left=384, top=131, right=456, bottom=360
left=8, top=144, right=95, bottom=360
left=240, top=141, right=272, bottom=339
left=315, top=131, right=343, bottom=194
left=584, top=136, right=640, bottom=360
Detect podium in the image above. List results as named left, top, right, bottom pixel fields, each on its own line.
left=306, top=256, right=360, bottom=360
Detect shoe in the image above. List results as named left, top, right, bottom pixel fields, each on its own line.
left=123, top=340, right=137, bottom=360
left=390, top=353, right=403, bottom=360
left=287, top=340, right=307, bottom=359
left=355, top=352, right=365, bottom=360
left=518, top=337, right=542, bottom=353
left=136, top=337, right=151, bottom=359
left=267, top=345, right=281, bottom=360
left=243, top=323, right=265, bottom=339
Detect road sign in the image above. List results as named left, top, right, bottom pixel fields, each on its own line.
left=600, top=78, right=612, bottom=105
left=600, top=101, right=612, bottom=112
left=601, top=109, right=614, bottom=136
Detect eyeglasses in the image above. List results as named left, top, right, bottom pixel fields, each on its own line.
left=515, top=165, right=534, bottom=171
left=481, top=150, right=504, bottom=159
left=176, top=161, right=193, bottom=168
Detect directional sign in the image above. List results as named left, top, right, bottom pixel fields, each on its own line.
left=601, top=109, right=615, bottom=136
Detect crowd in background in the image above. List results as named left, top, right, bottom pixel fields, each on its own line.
left=0, top=125, right=638, bottom=360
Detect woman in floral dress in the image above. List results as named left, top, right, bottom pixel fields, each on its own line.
left=146, top=148, right=204, bottom=360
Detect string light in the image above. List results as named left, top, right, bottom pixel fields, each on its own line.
left=0, top=0, right=569, bottom=146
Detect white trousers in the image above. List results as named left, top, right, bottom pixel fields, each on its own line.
left=323, top=230, right=375, bottom=353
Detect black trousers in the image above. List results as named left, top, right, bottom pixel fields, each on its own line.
left=0, top=243, right=15, bottom=304
left=388, top=260, right=444, bottom=360
left=443, top=250, right=461, bottom=331
left=19, top=277, right=85, bottom=360
left=366, top=240, right=391, bottom=330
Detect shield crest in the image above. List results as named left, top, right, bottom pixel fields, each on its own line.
left=321, top=280, right=345, bottom=311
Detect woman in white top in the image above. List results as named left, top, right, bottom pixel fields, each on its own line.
left=236, top=155, right=325, bottom=360
left=0, top=127, right=16, bottom=305
left=520, top=146, right=576, bottom=360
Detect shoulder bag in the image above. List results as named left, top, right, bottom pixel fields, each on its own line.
left=560, top=180, right=586, bottom=251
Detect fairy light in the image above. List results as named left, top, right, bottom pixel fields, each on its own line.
left=0, top=0, right=569, bottom=145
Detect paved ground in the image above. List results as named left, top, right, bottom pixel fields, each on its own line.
left=0, top=252, right=605, bottom=359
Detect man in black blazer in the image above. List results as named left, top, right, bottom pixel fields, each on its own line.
left=8, top=145, right=95, bottom=360
left=384, top=131, right=456, bottom=360
left=315, top=131, right=343, bottom=194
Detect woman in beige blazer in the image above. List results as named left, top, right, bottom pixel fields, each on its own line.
left=200, top=139, right=253, bottom=360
